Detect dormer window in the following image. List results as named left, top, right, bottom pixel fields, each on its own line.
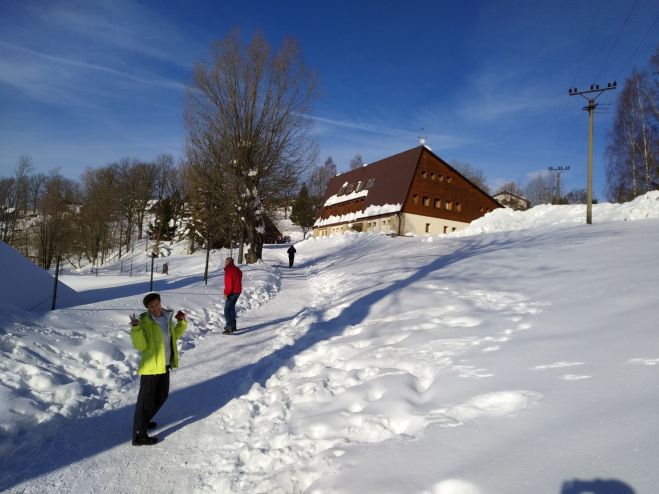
left=355, top=180, right=364, bottom=192
left=366, top=178, right=375, bottom=189
left=345, top=183, right=355, bottom=194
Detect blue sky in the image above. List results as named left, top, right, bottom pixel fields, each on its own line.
left=1, top=0, right=658, bottom=199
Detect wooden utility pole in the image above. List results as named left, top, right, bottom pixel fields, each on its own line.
left=569, top=82, right=617, bottom=224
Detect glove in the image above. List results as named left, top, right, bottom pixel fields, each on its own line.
left=175, top=310, right=186, bottom=321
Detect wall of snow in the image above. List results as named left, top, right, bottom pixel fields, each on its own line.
left=0, top=241, right=81, bottom=310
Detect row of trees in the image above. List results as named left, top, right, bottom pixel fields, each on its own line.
left=0, top=154, right=188, bottom=269
left=1, top=32, right=322, bottom=267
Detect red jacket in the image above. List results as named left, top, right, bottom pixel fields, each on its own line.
left=224, top=263, right=243, bottom=296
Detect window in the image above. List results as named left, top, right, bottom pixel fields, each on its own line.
left=345, top=183, right=355, bottom=194
left=445, top=200, right=452, bottom=210
left=447, top=177, right=453, bottom=183
left=413, top=194, right=418, bottom=204
left=423, top=196, right=430, bottom=206
left=355, top=181, right=364, bottom=192
left=338, top=183, right=348, bottom=196
left=456, top=202, right=462, bottom=212
left=425, top=223, right=430, bottom=233
left=366, top=178, right=375, bottom=189
left=421, top=171, right=428, bottom=179
left=434, top=198, right=441, bottom=208
left=443, top=226, right=448, bottom=234
left=452, top=227, right=457, bottom=232
left=431, top=173, right=436, bottom=181
left=438, top=175, right=444, bottom=182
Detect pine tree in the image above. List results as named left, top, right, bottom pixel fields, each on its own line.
left=291, top=183, right=316, bottom=239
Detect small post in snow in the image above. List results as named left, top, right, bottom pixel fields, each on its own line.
left=51, top=255, right=61, bottom=310
left=149, top=253, right=156, bottom=292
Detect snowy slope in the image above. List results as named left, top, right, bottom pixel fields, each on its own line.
left=0, top=240, right=81, bottom=310
left=1, top=193, right=658, bottom=493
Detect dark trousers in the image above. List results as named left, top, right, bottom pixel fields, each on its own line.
left=224, top=293, right=240, bottom=330
left=288, top=256, right=294, bottom=268
left=133, top=369, right=169, bottom=437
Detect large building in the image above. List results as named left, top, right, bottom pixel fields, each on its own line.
left=313, top=145, right=500, bottom=237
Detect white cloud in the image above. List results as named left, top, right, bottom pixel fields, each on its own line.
left=23, top=0, right=196, bottom=68
left=0, top=41, right=187, bottom=105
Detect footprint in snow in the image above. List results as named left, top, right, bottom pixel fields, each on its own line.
left=628, top=357, right=659, bottom=366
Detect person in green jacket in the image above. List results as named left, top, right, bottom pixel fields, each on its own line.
left=129, top=292, right=187, bottom=446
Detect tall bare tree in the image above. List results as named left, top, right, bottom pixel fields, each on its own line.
left=0, top=156, right=33, bottom=245
left=185, top=31, right=318, bottom=263
left=31, top=172, right=80, bottom=269
left=606, top=48, right=658, bottom=202
left=307, top=156, right=337, bottom=215
left=78, top=165, right=121, bottom=265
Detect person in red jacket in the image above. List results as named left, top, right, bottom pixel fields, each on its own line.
left=223, top=257, right=242, bottom=334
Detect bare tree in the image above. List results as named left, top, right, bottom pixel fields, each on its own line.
left=78, top=165, right=121, bottom=265
left=308, top=156, right=337, bottom=214
left=451, top=160, right=490, bottom=193
left=524, top=173, right=554, bottom=206
left=496, top=181, right=525, bottom=196
left=606, top=48, right=658, bottom=201
left=0, top=156, right=33, bottom=245
left=30, top=172, right=80, bottom=269
left=185, top=31, right=318, bottom=263
left=349, top=153, right=363, bottom=170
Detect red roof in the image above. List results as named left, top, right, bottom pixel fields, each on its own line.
left=320, top=146, right=424, bottom=210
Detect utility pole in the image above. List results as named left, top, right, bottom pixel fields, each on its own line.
left=569, top=82, right=617, bottom=224
left=548, top=165, right=570, bottom=202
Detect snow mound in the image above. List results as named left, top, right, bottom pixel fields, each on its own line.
left=454, top=191, right=659, bottom=236
left=0, top=241, right=81, bottom=311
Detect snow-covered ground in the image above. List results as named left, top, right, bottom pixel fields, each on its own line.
left=1, top=192, right=658, bottom=493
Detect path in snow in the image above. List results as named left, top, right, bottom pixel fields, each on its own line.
left=2, top=245, right=318, bottom=493
left=4, top=238, right=548, bottom=493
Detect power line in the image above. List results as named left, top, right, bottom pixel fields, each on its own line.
left=615, top=13, right=659, bottom=82
left=549, top=1, right=603, bottom=168
left=595, top=0, right=639, bottom=81
left=573, top=0, right=604, bottom=87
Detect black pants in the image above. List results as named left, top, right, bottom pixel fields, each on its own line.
left=288, top=256, right=294, bottom=268
left=133, top=368, right=170, bottom=437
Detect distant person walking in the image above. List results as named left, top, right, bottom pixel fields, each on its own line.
left=129, top=292, right=187, bottom=446
left=287, top=245, right=297, bottom=268
left=223, top=257, right=242, bottom=334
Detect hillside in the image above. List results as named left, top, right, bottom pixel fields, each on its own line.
left=1, top=192, right=658, bottom=493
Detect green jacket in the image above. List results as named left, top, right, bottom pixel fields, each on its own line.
left=130, top=309, right=188, bottom=375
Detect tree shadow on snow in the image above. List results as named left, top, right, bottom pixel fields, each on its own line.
left=0, top=234, right=556, bottom=490
left=76, top=272, right=222, bottom=305
left=561, top=478, right=635, bottom=494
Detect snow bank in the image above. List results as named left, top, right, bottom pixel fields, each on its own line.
left=453, top=191, right=659, bottom=236
left=0, top=241, right=81, bottom=311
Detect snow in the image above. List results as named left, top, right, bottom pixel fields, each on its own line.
left=314, top=203, right=402, bottom=227
left=0, top=241, right=82, bottom=311
left=323, top=188, right=369, bottom=207
left=1, top=192, right=659, bottom=493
